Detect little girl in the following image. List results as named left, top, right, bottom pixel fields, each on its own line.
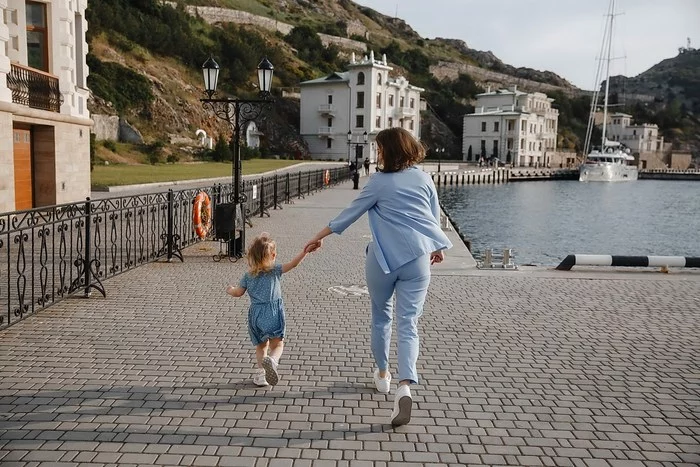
left=226, top=232, right=309, bottom=387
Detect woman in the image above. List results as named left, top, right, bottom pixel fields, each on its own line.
left=304, top=127, right=452, bottom=427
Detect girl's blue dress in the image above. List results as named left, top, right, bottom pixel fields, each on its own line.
left=239, top=263, right=286, bottom=346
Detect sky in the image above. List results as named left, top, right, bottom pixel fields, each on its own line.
left=353, top=0, right=700, bottom=90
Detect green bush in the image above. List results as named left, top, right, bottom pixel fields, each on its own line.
left=87, top=55, right=153, bottom=113
left=102, top=139, right=117, bottom=152
left=166, top=153, right=179, bottom=163
left=90, top=133, right=96, bottom=172
left=145, top=140, right=165, bottom=165
left=212, top=135, right=232, bottom=162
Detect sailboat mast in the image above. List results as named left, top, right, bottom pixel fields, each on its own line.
left=601, top=0, right=615, bottom=150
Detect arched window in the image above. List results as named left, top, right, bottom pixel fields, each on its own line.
left=357, top=72, right=365, bottom=85
left=377, top=73, right=382, bottom=84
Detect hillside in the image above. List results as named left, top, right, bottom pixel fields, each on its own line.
left=85, top=0, right=697, bottom=162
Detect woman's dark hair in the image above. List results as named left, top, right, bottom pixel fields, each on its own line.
left=375, top=128, right=426, bottom=173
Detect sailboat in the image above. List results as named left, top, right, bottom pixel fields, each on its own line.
left=579, top=0, right=638, bottom=182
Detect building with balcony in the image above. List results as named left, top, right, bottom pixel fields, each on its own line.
left=462, top=87, right=559, bottom=167
left=299, top=51, right=423, bottom=162
left=605, top=112, right=664, bottom=154
left=0, top=0, right=91, bottom=213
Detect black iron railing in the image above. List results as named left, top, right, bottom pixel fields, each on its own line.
left=0, top=167, right=350, bottom=330
left=6, top=63, right=62, bottom=112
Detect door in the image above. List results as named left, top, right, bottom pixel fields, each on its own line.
left=13, top=128, right=33, bottom=210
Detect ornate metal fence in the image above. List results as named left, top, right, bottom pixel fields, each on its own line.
left=0, top=167, right=350, bottom=330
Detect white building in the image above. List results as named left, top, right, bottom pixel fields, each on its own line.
left=0, top=0, right=91, bottom=213
left=606, top=112, right=664, bottom=154
left=462, top=87, right=559, bottom=167
left=299, top=51, right=423, bottom=163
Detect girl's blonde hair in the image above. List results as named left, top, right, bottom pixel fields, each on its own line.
left=247, top=232, right=276, bottom=276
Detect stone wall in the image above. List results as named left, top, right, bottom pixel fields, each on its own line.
left=430, top=61, right=579, bottom=97
left=92, top=114, right=144, bottom=144
left=163, top=2, right=366, bottom=51
left=317, top=33, right=366, bottom=52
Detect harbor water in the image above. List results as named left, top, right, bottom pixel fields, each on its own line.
left=438, top=179, right=700, bottom=266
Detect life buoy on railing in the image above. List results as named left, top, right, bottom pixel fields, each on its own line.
left=324, top=169, right=331, bottom=186
left=193, top=191, right=212, bottom=239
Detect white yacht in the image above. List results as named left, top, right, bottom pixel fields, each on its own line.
left=579, top=146, right=638, bottom=182
left=579, top=0, right=638, bottom=182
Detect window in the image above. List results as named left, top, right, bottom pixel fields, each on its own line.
left=480, top=140, right=486, bottom=156
left=356, top=92, right=364, bottom=109
left=507, top=138, right=513, bottom=150
left=399, top=96, right=405, bottom=107
left=356, top=115, right=364, bottom=128
left=409, top=120, right=414, bottom=130
left=377, top=73, right=382, bottom=84
left=375, top=116, right=381, bottom=128
left=494, top=122, right=499, bottom=132
left=328, top=95, right=333, bottom=104
left=388, top=117, right=393, bottom=127
left=507, top=120, right=514, bottom=131
left=327, top=139, right=332, bottom=149
left=376, top=92, right=381, bottom=109
left=481, top=122, right=486, bottom=132
left=389, top=95, right=394, bottom=106
left=520, top=138, right=525, bottom=149
left=75, top=13, right=85, bottom=87
left=26, top=1, right=48, bottom=71
left=357, top=72, right=365, bottom=85
left=492, top=140, right=498, bottom=156
left=521, top=120, right=526, bottom=133
left=327, top=117, right=333, bottom=127
left=409, top=98, right=415, bottom=109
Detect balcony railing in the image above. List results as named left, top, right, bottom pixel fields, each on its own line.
left=318, top=104, right=335, bottom=114
left=318, top=126, right=334, bottom=136
left=6, top=63, right=62, bottom=113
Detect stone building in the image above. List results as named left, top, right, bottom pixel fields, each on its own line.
left=462, top=87, right=559, bottom=167
left=0, top=0, right=91, bottom=213
left=299, top=51, right=423, bottom=163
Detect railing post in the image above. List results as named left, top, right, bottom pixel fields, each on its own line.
left=167, top=189, right=174, bottom=261
left=260, top=177, right=265, bottom=217
left=298, top=172, right=303, bottom=199
left=273, top=174, right=281, bottom=209
left=285, top=173, right=291, bottom=203
left=83, top=198, right=92, bottom=297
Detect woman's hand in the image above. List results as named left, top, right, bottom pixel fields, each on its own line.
left=304, top=239, right=323, bottom=253
left=430, top=250, right=445, bottom=265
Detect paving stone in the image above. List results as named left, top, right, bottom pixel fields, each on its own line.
left=1, top=178, right=698, bottom=466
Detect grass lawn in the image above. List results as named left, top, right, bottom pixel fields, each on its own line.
left=91, top=160, right=305, bottom=188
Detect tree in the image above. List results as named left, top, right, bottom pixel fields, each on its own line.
left=212, top=134, right=232, bottom=162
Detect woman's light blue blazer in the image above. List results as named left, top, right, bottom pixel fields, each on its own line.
left=328, top=166, right=453, bottom=274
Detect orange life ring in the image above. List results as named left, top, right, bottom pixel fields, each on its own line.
left=193, top=191, right=212, bottom=239
left=324, top=169, right=331, bottom=186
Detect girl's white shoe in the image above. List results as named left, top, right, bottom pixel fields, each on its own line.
left=262, top=356, right=279, bottom=385
left=391, top=384, right=412, bottom=427
left=253, top=369, right=269, bottom=387
left=373, top=369, right=391, bottom=394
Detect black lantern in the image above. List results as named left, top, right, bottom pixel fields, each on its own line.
left=257, top=57, right=274, bottom=95
left=202, top=56, right=220, bottom=99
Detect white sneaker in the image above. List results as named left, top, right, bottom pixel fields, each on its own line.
left=253, top=369, right=269, bottom=387
left=373, top=369, right=391, bottom=394
left=391, top=385, right=412, bottom=427
left=262, top=356, right=279, bottom=386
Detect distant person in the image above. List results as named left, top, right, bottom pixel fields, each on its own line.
left=363, top=158, right=371, bottom=175
left=349, top=161, right=357, bottom=173
left=303, top=128, right=452, bottom=427
left=226, top=232, right=309, bottom=387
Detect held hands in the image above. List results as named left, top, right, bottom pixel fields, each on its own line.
left=430, top=250, right=445, bottom=265
left=304, top=239, right=323, bottom=254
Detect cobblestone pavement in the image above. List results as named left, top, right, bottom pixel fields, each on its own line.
left=1, top=178, right=699, bottom=466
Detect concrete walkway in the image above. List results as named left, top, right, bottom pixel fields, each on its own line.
left=1, top=178, right=699, bottom=466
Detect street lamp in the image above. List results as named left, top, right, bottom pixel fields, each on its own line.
left=436, top=147, right=445, bottom=173
left=347, top=130, right=368, bottom=190
left=201, top=56, right=274, bottom=258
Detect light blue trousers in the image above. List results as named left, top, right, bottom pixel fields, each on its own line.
left=365, top=245, right=431, bottom=385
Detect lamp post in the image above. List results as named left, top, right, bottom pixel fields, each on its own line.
left=436, top=147, right=445, bottom=173
left=200, top=56, right=274, bottom=258
left=347, top=130, right=368, bottom=190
